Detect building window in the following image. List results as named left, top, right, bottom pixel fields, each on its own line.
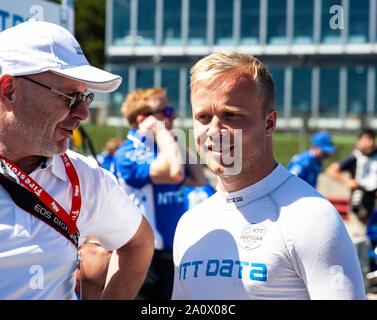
left=294, top=0, right=314, bottom=44
left=348, top=66, right=367, bottom=116
left=137, top=0, right=156, bottom=45
left=269, top=67, right=285, bottom=115
left=349, top=0, right=369, bottom=43
left=240, top=0, right=259, bottom=45
left=319, top=68, right=339, bottom=117
left=163, top=0, right=182, bottom=45
left=321, top=0, right=342, bottom=44
left=136, top=68, right=154, bottom=89
left=215, top=0, right=233, bottom=45
left=292, top=68, right=311, bottom=114
left=112, top=0, right=131, bottom=46
left=188, top=0, right=207, bottom=45
left=109, top=68, right=129, bottom=111
left=161, top=69, right=180, bottom=115
left=267, top=0, right=287, bottom=44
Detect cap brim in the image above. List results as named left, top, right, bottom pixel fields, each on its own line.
left=321, top=145, right=337, bottom=154
left=50, top=65, right=122, bottom=92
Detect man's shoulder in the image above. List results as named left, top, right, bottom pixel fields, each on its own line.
left=114, top=139, right=135, bottom=155
left=114, top=137, right=153, bottom=163
left=271, top=174, right=337, bottom=218
left=113, top=139, right=136, bottom=163
left=338, top=152, right=357, bottom=168
left=288, top=150, right=311, bottom=165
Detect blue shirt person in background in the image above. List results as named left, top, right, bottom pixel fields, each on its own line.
left=96, top=137, right=124, bottom=174
left=113, top=88, right=207, bottom=300
left=183, top=182, right=216, bottom=211
left=287, top=131, right=337, bottom=188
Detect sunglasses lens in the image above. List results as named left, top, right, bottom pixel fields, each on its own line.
left=86, top=93, right=95, bottom=107
left=70, top=92, right=94, bottom=109
left=69, top=92, right=83, bottom=110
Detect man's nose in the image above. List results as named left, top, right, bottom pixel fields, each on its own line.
left=71, top=100, right=90, bottom=121
left=207, top=116, right=223, bottom=139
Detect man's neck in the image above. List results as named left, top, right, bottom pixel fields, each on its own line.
left=217, top=159, right=278, bottom=193
left=1, top=152, right=46, bottom=174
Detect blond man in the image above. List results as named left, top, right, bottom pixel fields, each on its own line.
left=172, top=51, right=365, bottom=300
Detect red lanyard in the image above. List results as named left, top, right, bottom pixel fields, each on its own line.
left=0, top=153, right=81, bottom=235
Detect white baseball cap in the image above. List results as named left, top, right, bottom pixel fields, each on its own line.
left=0, top=20, right=122, bottom=92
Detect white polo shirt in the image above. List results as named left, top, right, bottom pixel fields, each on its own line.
left=0, top=149, right=142, bottom=300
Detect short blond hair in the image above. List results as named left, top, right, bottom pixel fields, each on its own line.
left=190, top=51, right=275, bottom=115
left=121, top=88, right=167, bottom=128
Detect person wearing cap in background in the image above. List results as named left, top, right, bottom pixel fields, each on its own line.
left=287, top=131, right=337, bottom=189
left=0, top=20, right=153, bottom=299
left=113, top=88, right=207, bottom=300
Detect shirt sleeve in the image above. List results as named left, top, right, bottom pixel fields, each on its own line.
left=172, top=214, right=188, bottom=300
left=338, top=154, right=357, bottom=176
left=287, top=155, right=305, bottom=177
left=280, top=196, right=366, bottom=300
left=118, top=161, right=151, bottom=188
left=113, top=144, right=152, bottom=189
left=77, top=163, right=143, bottom=251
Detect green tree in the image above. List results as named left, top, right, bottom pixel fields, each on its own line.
left=47, top=0, right=106, bottom=68
left=74, top=0, right=106, bottom=68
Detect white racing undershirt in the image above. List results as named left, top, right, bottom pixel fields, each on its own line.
left=172, top=164, right=366, bottom=300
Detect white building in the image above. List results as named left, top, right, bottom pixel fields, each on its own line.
left=106, top=0, right=377, bottom=130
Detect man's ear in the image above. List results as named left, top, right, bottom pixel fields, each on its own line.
left=265, top=109, right=277, bottom=137
left=136, top=114, right=147, bottom=125
left=0, top=75, right=17, bottom=111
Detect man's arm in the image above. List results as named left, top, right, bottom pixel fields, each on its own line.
left=284, top=196, right=366, bottom=299
left=75, top=239, right=113, bottom=300
left=181, top=147, right=207, bottom=187
left=325, top=162, right=359, bottom=191
left=101, top=216, right=154, bottom=300
left=150, top=124, right=186, bottom=184
left=139, top=118, right=207, bottom=186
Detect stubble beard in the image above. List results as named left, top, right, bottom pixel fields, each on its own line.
left=205, top=134, right=266, bottom=180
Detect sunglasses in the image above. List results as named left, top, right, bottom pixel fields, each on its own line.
left=144, top=106, right=175, bottom=119
left=18, top=76, right=94, bottom=110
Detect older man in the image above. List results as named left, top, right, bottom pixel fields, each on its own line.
left=172, top=51, right=365, bottom=300
left=0, top=21, right=153, bottom=299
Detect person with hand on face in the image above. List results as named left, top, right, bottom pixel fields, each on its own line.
left=0, top=21, right=153, bottom=300
left=172, top=51, right=365, bottom=300
left=287, top=131, right=337, bottom=189
left=113, top=88, right=207, bottom=300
